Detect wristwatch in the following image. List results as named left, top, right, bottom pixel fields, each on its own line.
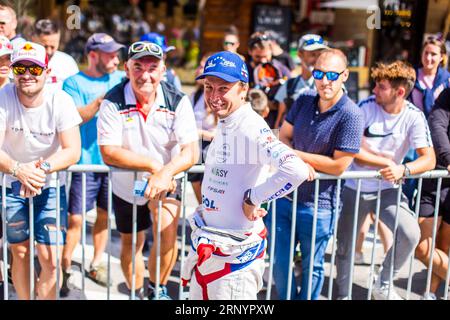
left=243, top=189, right=255, bottom=206
left=10, top=161, right=20, bottom=177
left=40, top=161, right=51, bottom=174
left=403, top=164, right=411, bottom=177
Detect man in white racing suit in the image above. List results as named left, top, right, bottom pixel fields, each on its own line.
left=181, top=51, right=309, bottom=300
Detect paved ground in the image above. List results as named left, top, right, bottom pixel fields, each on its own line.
left=2, top=182, right=447, bottom=300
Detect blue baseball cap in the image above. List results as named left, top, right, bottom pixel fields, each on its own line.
left=139, top=32, right=175, bottom=53
left=196, top=51, right=249, bottom=83
left=85, top=33, right=125, bottom=53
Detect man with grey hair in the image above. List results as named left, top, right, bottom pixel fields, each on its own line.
left=98, top=41, right=199, bottom=299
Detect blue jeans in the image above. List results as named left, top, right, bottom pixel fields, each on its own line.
left=0, top=187, right=67, bottom=245
left=269, top=198, right=335, bottom=300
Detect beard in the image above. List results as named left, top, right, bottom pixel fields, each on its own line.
left=17, top=80, right=44, bottom=97
left=375, top=94, right=396, bottom=107
left=96, top=59, right=117, bottom=75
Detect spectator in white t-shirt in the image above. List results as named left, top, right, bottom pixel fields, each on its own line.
left=0, top=41, right=81, bottom=300
left=335, top=61, right=435, bottom=300
left=32, top=19, right=79, bottom=94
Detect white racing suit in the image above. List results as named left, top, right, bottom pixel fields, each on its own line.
left=181, top=209, right=267, bottom=300
left=181, top=103, right=308, bottom=300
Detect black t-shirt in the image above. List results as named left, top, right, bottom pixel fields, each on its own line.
left=428, top=87, right=450, bottom=169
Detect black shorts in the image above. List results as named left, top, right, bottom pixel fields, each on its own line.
left=187, top=172, right=204, bottom=183
left=419, top=178, right=450, bottom=224
left=112, top=194, right=151, bottom=234
left=112, top=185, right=182, bottom=234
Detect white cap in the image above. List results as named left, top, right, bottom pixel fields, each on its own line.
left=298, top=34, right=328, bottom=51
left=11, top=41, right=48, bottom=67
left=0, top=36, right=12, bottom=57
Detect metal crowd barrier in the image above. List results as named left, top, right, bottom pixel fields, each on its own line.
left=1, top=165, right=450, bottom=300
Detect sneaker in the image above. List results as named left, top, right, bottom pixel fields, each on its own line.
left=130, top=287, right=145, bottom=300
left=148, top=284, right=172, bottom=300
left=87, top=262, right=111, bottom=287
left=337, top=296, right=351, bottom=300
left=354, top=252, right=365, bottom=265
left=59, top=270, right=72, bottom=298
left=372, top=277, right=403, bottom=300
left=60, top=269, right=72, bottom=298
left=421, top=292, right=437, bottom=300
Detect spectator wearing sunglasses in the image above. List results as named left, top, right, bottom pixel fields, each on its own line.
left=97, top=41, right=199, bottom=299
left=246, top=32, right=291, bottom=128
left=222, top=25, right=245, bottom=61
left=0, top=41, right=81, bottom=299
left=273, top=49, right=364, bottom=300
left=273, top=34, right=328, bottom=128
left=60, top=33, right=126, bottom=296
left=336, top=61, right=434, bottom=300
left=32, top=19, right=79, bottom=94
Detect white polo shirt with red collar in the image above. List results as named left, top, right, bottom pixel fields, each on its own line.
left=98, top=81, right=198, bottom=204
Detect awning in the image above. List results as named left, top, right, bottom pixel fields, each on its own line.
left=320, top=0, right=379, bottom=10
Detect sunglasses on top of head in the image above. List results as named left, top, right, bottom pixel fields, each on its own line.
left=248, top=34, right=270, bottom=47
left=12, top=64, right=45, bottom=76
left=312, top=69, right=345, bottom=81
left=305, top=38, right=324, bottom=46
left=129, top=41, right=163, bottom=56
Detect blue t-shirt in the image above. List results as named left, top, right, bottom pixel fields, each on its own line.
left=63, top=70, right=126, bottom=164
left=285, top=91, right=364, bottom=209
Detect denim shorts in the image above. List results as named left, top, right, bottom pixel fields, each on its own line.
left=0, top=186, right=67, bottom=245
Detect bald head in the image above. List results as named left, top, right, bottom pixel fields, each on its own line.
left=313, top=48, right=349, bottom=103
left=315, top=49, right=348, bottom=70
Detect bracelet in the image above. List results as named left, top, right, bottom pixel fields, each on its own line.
left=10, top=161, right=20, bottom=177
